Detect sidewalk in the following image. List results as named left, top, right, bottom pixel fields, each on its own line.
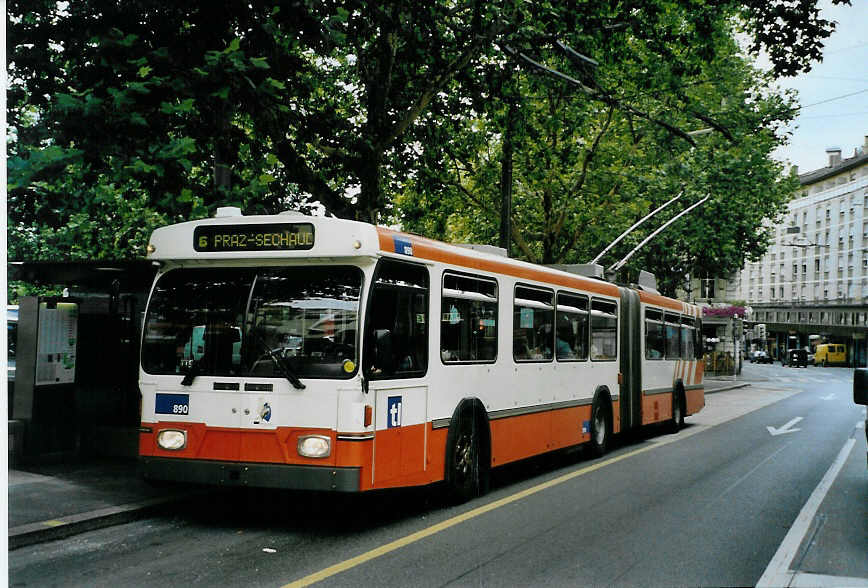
left=8, top=457, right=201, bottom=550
left=8, top=375, right=753, bottom=550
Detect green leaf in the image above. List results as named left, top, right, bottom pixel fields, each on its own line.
left=224, top=37, right=241, bottom=54
left=211, top=86, right=230, bottom=99
left=250, top=57, right=270, bottom=69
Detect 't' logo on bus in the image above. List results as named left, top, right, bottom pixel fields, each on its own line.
left=387, top=396, right=403, bottom=428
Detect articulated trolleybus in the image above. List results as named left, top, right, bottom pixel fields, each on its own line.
left=139, top=209, right=704, bottom=500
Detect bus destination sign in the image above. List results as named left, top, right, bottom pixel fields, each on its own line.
left=194, top=223, right=315, bottom=252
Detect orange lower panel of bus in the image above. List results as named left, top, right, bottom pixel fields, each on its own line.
left=686, top=387, right=705, bottom=415
left=140, top=399, right=633, bottom=491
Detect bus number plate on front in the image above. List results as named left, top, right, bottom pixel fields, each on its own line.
left=193, top=223, right=315, bottom=252
left=156, top=393, right=190, bottom=416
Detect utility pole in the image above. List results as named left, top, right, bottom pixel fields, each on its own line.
left=499, top=96, right=517, bottom=256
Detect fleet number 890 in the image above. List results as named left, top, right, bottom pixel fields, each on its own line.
left=172, top=404, right=189, bottom=415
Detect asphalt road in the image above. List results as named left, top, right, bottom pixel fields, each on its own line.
left=9, top=364, right=867, bottom=587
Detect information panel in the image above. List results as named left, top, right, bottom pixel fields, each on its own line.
left=35, top=302, right=78, bottom=385
left=193, top=223, right=315, bottom=252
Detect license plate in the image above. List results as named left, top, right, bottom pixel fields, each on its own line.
left=155, top=393, right=190, bottom=415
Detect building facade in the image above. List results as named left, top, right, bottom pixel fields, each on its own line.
left=729, top=141, right=868, bottom=305
left=722, top=138, right=868, bottom=366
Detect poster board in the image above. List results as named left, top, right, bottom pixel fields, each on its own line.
left=35, top=302, right=78, bottom=385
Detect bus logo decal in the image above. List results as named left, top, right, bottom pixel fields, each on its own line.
left=260, top=402, right=272, bottom=422
left=393, top=237, right=413, bottom=256
left=387, top=396, right=403, bottom=428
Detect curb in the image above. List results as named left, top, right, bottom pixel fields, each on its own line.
left=706, top=382, right=752, bottom=395
left=8, top=492, right=202, bottom=550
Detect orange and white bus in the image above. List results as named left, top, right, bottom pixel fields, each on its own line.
left=138, top=209, right=704, bottom=500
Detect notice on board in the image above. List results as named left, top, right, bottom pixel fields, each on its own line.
left=35, top=302, right=78, bottom=385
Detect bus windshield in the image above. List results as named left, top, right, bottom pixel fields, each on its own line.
left=142, top=266, right=362, bottom=380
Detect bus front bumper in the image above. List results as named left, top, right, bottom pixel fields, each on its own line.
left=139, top=457, right=361, bottom=492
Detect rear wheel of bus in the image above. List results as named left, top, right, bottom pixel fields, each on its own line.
left=445, top=402, right=489, bottom=503
left=588, top=393, right=611, bottom=458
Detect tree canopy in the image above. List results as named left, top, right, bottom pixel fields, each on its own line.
left=8, top=0, right=850, bottom=296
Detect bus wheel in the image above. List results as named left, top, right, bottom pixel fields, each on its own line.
left=588, top=397, right=610, bottom=458
left=669, top=390, right=685, bottom=434
left=446, top=416, right=486, bottom=503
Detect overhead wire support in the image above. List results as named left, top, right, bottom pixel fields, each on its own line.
left=609, top=196, right=710, bottom=274
left=589, top=189, right=684, bottom=265
left=500, top=41, right=698, bottom=147
left=500, top=44, right=597, bottom=95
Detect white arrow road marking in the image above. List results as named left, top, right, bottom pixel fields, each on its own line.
left=820, top=393, right=836, bottom=400
left=767, top=417, right=803, bottom=436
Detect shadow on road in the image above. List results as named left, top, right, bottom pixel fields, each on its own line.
left=158, top=422, right=691, bottom=536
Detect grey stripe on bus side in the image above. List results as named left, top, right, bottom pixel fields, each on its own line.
left=643, top=387, right=674, bottom=396
left=431, top=397, right=598, bottom=429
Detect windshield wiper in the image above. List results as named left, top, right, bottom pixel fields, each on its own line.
left=251, top=332, right=306, bottom=390
left=180, top=359, right=200, bottom=386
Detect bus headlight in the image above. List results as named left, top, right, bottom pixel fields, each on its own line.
left=157, top=429, right=187, bottom=450
left=297, top=435, right=331, bottom=458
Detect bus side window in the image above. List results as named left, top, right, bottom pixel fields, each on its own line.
left=664, top=313, right=681, bottom=359
left=441, top=272, right=498, bottom=363
left=364, top=260, right=429, bottom=379
left=590, top=299, right=618, bottom=361
left=681, top=317, right=695, bottom=359
left=555, top=292, right=588, bottom=361
left=645, top=308, right=665, bottom=360
left=513, top=286, right=554, bottom=362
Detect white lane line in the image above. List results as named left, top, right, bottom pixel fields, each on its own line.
left=789, top=572, right=868, bottom=587
left=756, top=437, right=857, bottom=588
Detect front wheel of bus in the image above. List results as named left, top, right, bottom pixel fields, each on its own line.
left=446, top=415, right=487, bottom=503
left=588, top=397, right=610, bottom=458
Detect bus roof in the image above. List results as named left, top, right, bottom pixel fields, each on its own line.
left=147, top=212, right=696, bottom=310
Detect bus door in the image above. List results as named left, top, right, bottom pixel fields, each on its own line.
left=619, top=289, right=642, bottom=432
left=364, top=259, right=430, bottom=486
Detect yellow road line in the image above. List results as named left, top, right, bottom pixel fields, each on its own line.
left=42, top=520, right=68, bottom=527
left=283, top=441, right=665, bottom=588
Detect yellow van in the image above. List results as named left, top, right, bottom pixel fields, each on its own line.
left=814, top=343, right=847, bottom=367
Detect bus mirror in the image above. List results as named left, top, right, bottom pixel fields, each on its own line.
left=855, top=369, right=868, bottom=405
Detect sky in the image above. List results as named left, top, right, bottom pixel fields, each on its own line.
left=770, top=0, right=868, bottom=174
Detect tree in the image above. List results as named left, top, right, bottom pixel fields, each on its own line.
left=8, top=0, right=847, bottom=272
left=396, top=3, right=802, bottom=295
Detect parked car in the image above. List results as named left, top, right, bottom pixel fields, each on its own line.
left=787, top=348, right=808, bottom=368
left=751, top=350, right=772, bottom=364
